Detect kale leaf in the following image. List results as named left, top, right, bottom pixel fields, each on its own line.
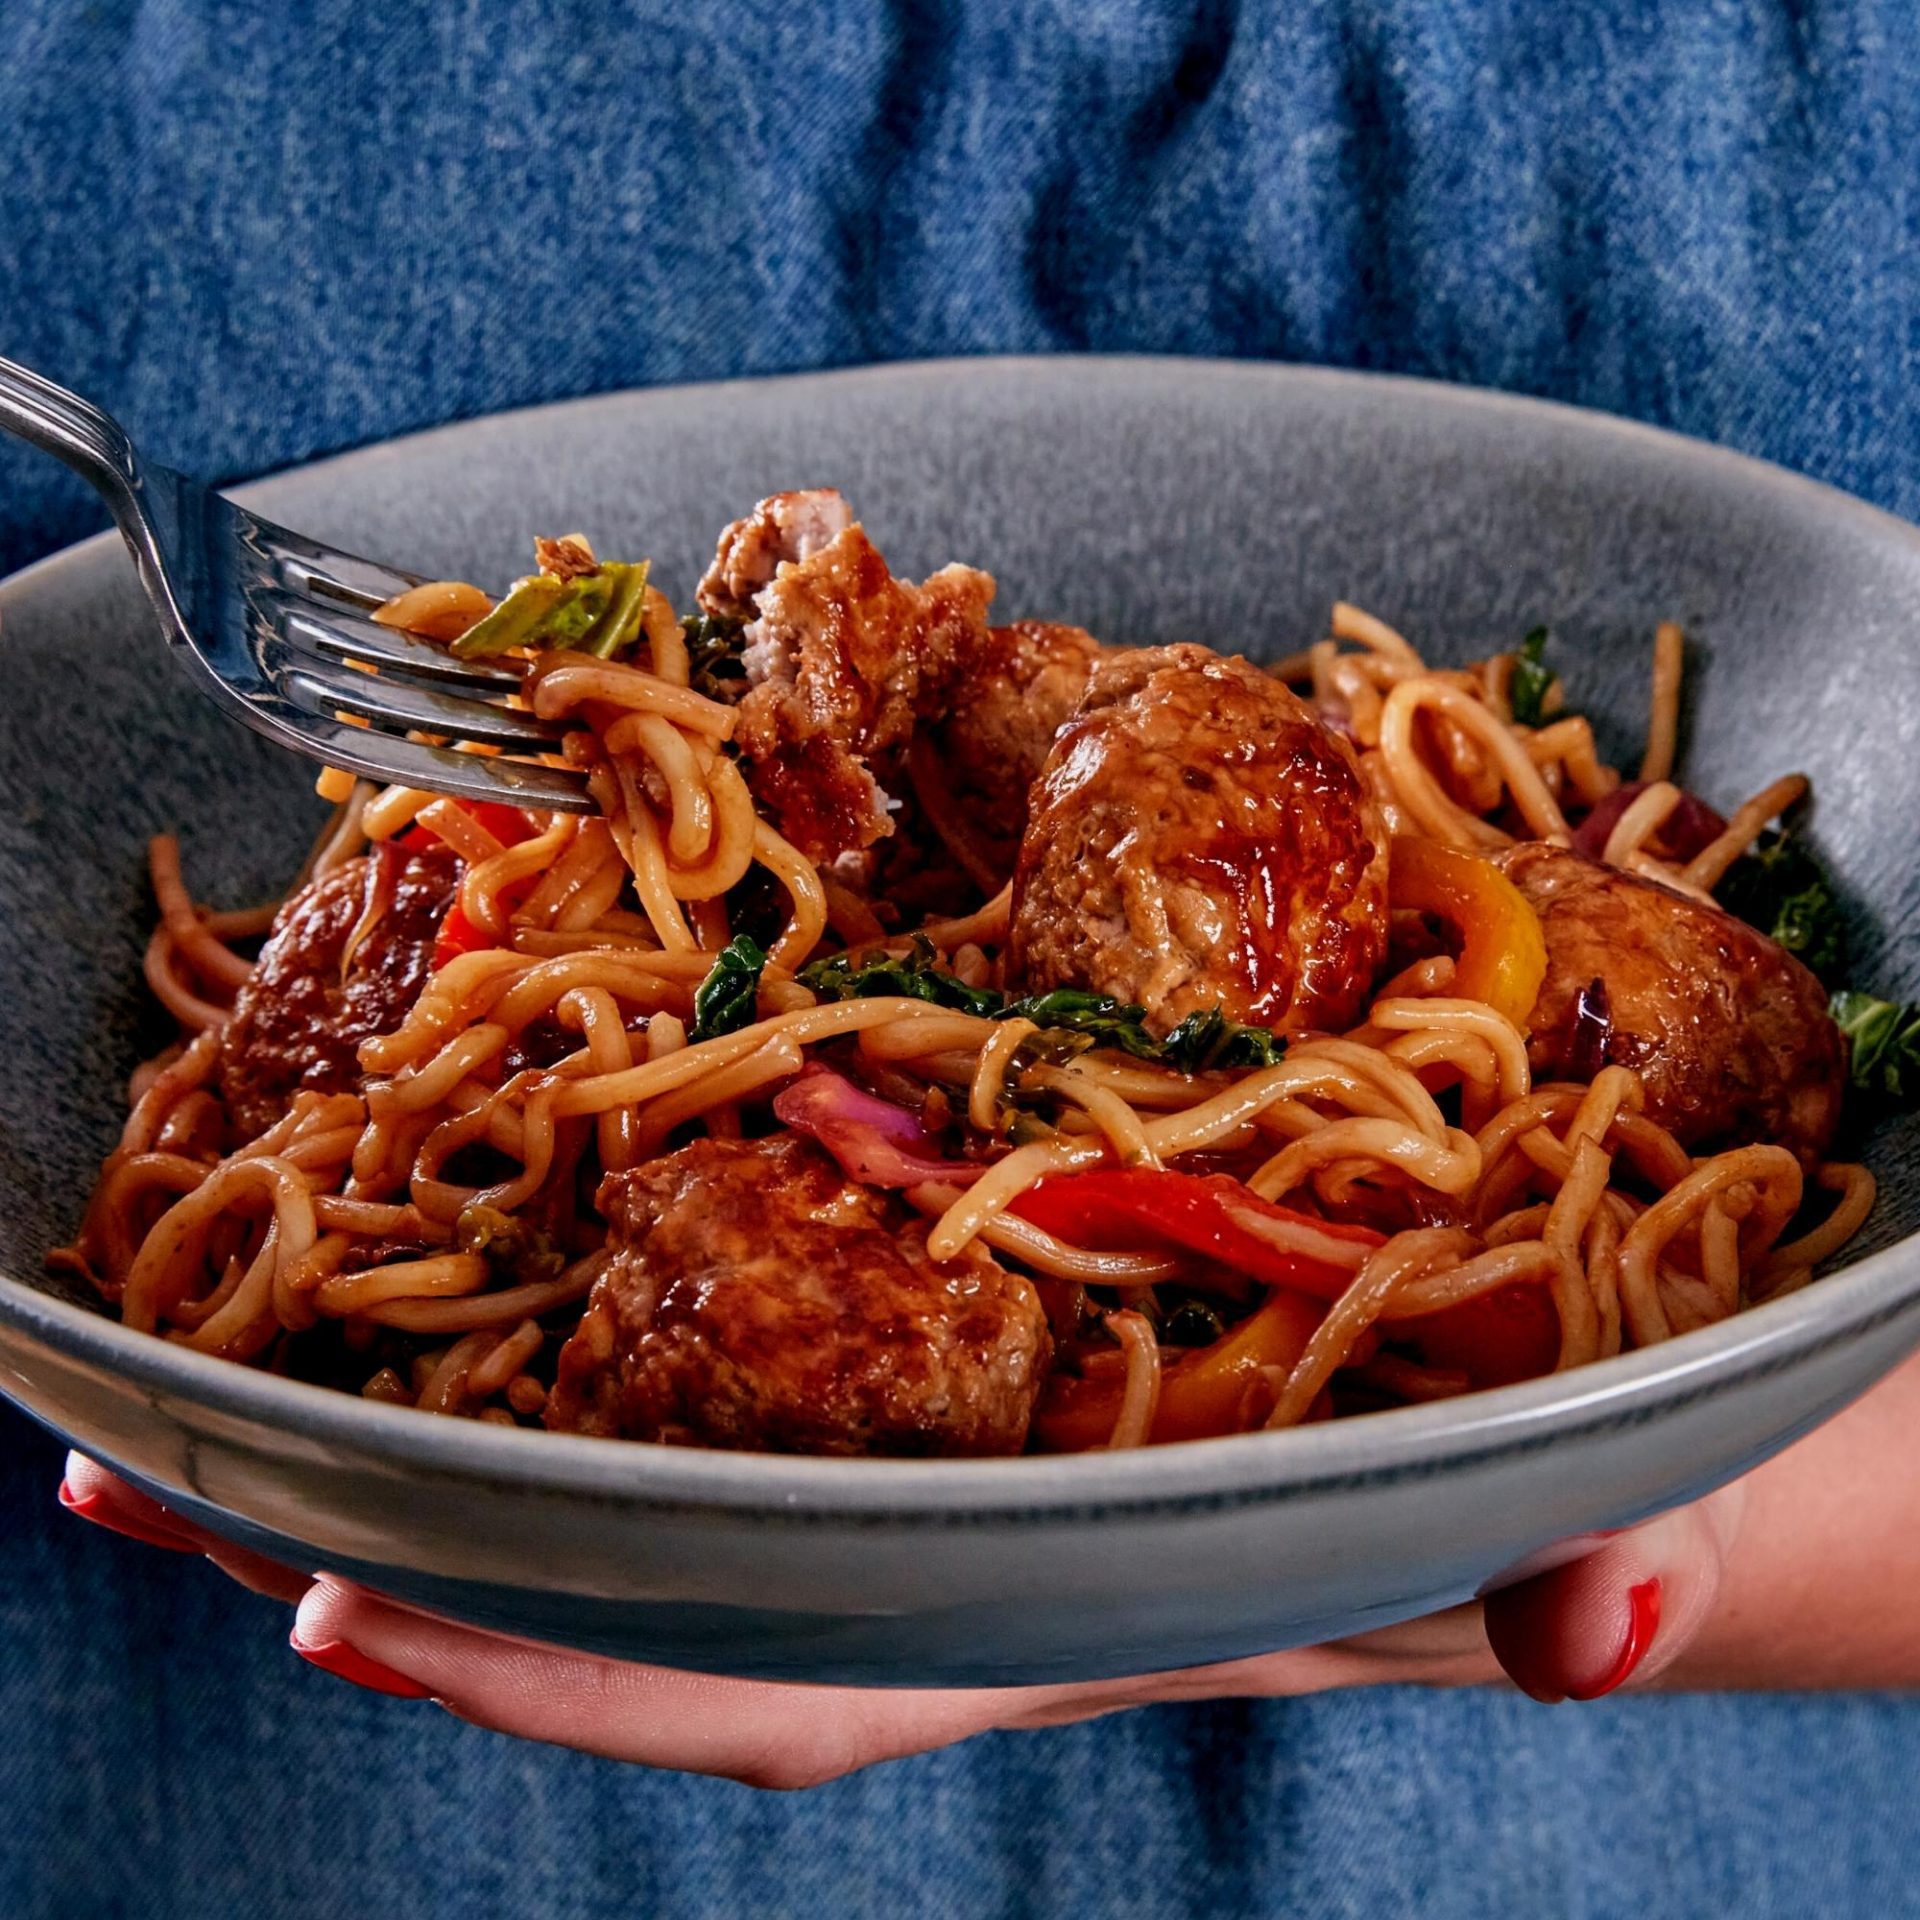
left=690, top=935, right=770, bottom=1041
left=798, top=943, right=1289, bottom=1071
left=681, top=612, right=751, bottom=703
left=1509, top=626, right=1557, bottom=727
left=1716, top=831, right=1846, bottom=981
left=799, top=937, right=1003, bottom=1017
left=1830, top=992, right=1920, bottom=1107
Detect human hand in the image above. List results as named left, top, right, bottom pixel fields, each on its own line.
left=56, top=1449, right=1739, bottom=1787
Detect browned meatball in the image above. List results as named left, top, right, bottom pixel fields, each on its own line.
left=697, top=493, right=998, bottom=863
left=217, top=844, right=458, bottom=1138
left=930, top=620, right=1100, bottom=865
left=1493, top=842, right=1845, bottom=1161
left=1008, top=645, right=1390, bottom=1034
left=544, top=1135, right=1052, bottom=1456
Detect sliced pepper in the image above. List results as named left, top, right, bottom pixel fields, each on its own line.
left=1387, top=835, right=1548, bottom=1030
left=1393, top=1282, right=1560, bottom=1389
left=1009, top=1166, right=1383, bottom=1302
left=1032, top=1287, right=1325, bottom=1450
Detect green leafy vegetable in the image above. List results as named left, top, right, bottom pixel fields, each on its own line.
left=690, top=935, right=770, bottom=1041
left=452, top=559, right=652, bottom=661
left=452, top=1204, right=566, bottom=1282
left=1000, top=987, right=1165, bottom=1059
left=1509, top=626, right=1557, bottom=727
left=682, top=613, right=751, bottom=702
left=799, top=943, right=1290, bottom=1072
left=1160, top=1006, right=1289, bottom=1072
left=799, top=937, right=1003, bottom=1017
left=1830, top=991, right=1920, bottom=1107
left=1716, top=831, right=1846, bottom=981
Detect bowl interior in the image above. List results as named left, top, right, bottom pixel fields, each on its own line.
left=3, top=357, right=1916, bottom=1327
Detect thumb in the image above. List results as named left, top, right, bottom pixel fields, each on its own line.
left=1482, top=1484, right=1746, bottom=1702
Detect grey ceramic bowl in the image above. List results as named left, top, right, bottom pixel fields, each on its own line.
left=2, top=358, right=1916, bottom=1686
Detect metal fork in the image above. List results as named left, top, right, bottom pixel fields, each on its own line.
left=0, top=355, right=592, bottom=811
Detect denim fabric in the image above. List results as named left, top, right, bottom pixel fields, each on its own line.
left=6, top=4, right=1920, bottom=1916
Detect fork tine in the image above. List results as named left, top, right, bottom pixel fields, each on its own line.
left=277, top=663, right=566, bottom=752
left=272, top=597, right=525, bottom=690
left=283, top=711, right=595, bottom=811
left=258, top=530, right=428, bottom=612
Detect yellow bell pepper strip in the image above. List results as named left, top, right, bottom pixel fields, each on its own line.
left=1387, top=835, right=1548, bottom=1030
left=1032, top=1286, right=1327, bottom=1451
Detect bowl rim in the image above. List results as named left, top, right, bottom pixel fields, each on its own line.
left=4, top=351, right=1916, bottom=1525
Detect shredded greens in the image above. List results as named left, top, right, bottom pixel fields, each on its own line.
left=690, top=935, right=770, bottom=1041
left=453, top=1204, right=567, bottom=1282
left=1509, top=626, right=1557, bottom=727
left=1716, top=831, right=1846, bottom=982
left=681, top=613, right=751, bottom=702
left=799, top=938, right=1002, bottom=1017
left=452, top=557, right=652, bottom=661
left=1830, top=992, right=1920, bottom=1108
left=799, top=943, right=1287, bottom=1071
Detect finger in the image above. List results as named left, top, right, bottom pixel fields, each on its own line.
left=292, top=1576, right=1048, bottom=1786
left=60, top=1453, right=310, bottom=1603
left=1483, top=1485, right=1746, bottom=1701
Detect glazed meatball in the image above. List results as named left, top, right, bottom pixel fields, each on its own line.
left=1493, top=842, right=1845, bottom=1161
left=930, top=620, right=1100, bottom=865
left=695, top=487, right=855, bottom=620
left=1008, top=645, right=1390, bottom=1034
left=544, top=1135, right=1052, bottom=1456
left=217, top=844, right=458, bottom=1138
left=703, top=495, right=997, bottom=862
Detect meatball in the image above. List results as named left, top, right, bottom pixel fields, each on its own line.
left=544, top=1135, right=1052, bottom=1456
left=695, top=487, right=855, bottom=620
left=930, top=620, right=1100, bottom=863
left=707, top=499, right=997, bottom=862
left=217, top=844, right=458, bottom=1138
left=1493, top=842, right=1845, bottom=1161
left=1008, top=644, right=1390, bottom=1034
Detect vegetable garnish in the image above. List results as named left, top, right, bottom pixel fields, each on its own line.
left=1572, top=779, right=1726, bottom=865
left=1509, top=626, right=1558, bottom=727
left=1033, top=1287, right=1325, bottom=1450
left=1010, top=1167, right=1384, bottom=1302
left=1718, top=830, right=1846, bottom=981
left=1388, top=836, right=1548, bottom=1030
left=772, top=1066, right=982, bottom=1188
left=1830, top=992, right=1920, bottom=1107
left=681, top=613, right=751, bottom=702
left=799, top=937, right=1002, bottom=1017
left=452, top=550, right=653, bottom=661
left=689, top=935, right=770, bottom=1041
left=800, top=943, right=1289, bottom=1069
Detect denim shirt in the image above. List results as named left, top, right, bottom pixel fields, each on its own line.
left=4, top=5, right=1919, bottom=1916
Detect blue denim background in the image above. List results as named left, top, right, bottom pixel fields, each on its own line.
left=6, top=3, right=1920, bottom=1916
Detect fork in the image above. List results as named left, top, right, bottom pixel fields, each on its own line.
left=0, top=355, right=592, bottom=811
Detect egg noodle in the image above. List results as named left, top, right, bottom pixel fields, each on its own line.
left=58, top=580, right=1874, bottom=1446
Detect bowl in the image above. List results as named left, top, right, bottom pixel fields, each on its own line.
left=2, top=357, right=1916, bottom=1686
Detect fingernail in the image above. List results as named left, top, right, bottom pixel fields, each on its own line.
left=1567, top=1577, right=1663, bottom=1702
left=289, top=1630, right=432, bottom=1700
left=58, top=1480, right=198, bottom=1554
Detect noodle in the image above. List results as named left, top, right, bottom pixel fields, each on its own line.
left=61, top=561, right=1879, bottom=1449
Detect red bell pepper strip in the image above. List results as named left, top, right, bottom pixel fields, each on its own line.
left=413, top=800, right=546, bottom=968
left=1009, top=1167, right=1384, bottom=1302
left=1393, top=1283, right=1560, bottom=1390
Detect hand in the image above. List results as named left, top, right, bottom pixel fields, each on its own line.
left=55, top=1449, right=1736, bottom=1787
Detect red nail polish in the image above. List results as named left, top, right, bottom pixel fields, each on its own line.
left=289, top=1631, right=432, bottom=1700
left=1567, top=1577, right=1663, bottom=1701
left=58, top=1480, right=199, bottom=1554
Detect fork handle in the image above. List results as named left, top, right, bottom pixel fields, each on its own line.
left=0, top=354, right=146, bottom=533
